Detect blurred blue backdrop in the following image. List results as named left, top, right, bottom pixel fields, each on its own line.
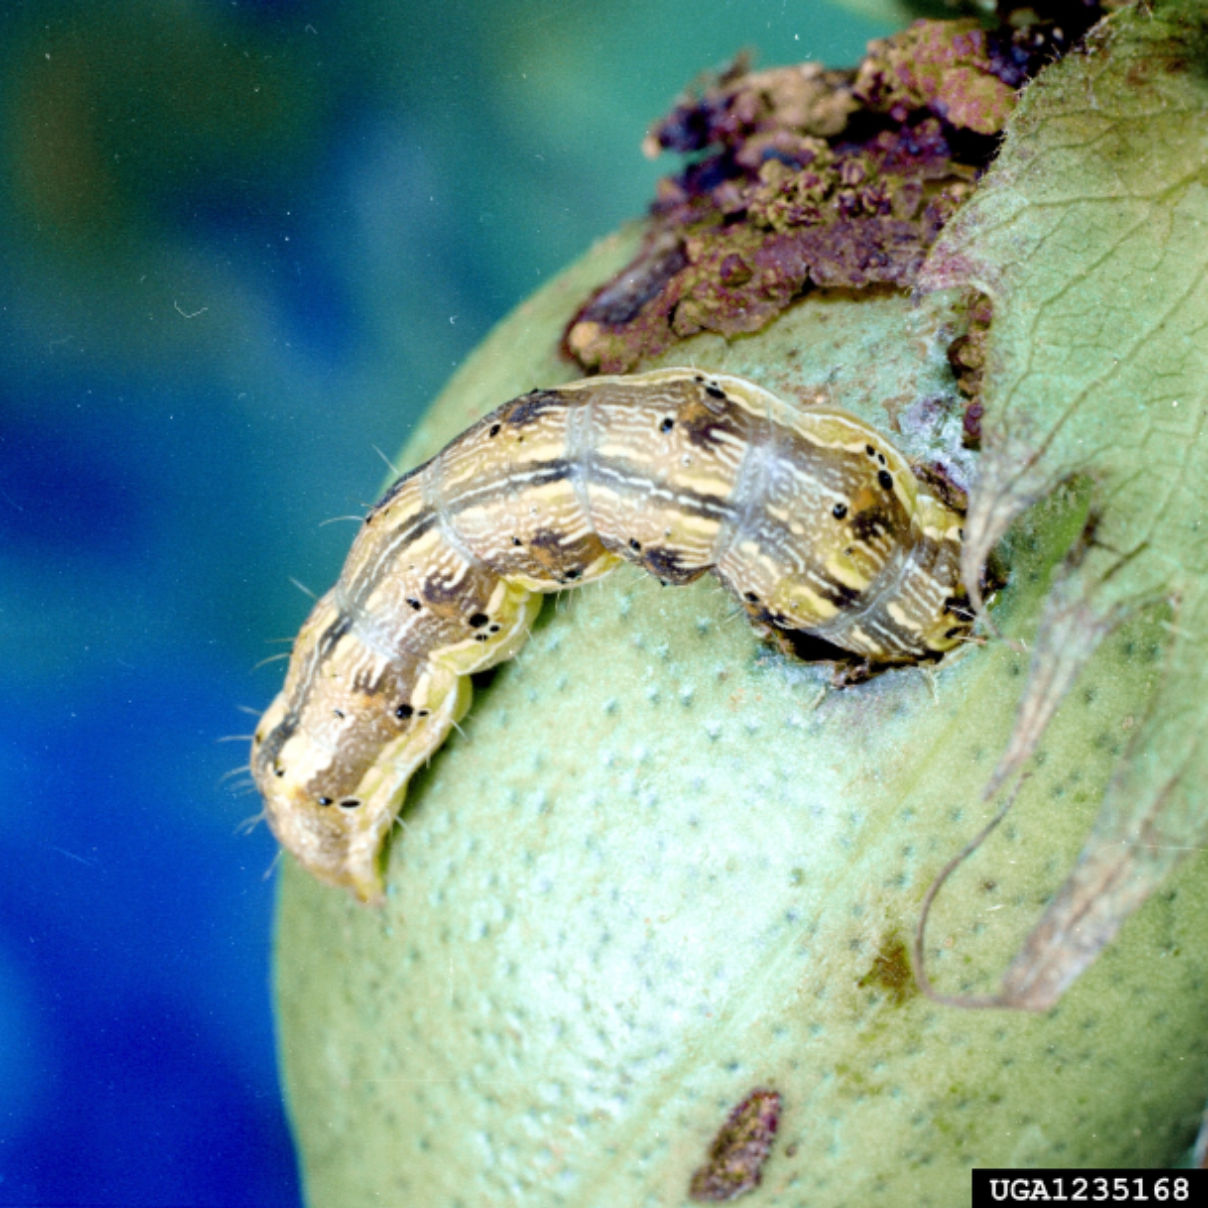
left=0, top=2, right=883, bottom=1204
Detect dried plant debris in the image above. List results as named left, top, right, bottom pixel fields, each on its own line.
left=689, top=1089, right=782, bottom=1203
left=945, top=289, right=993, bottom=442
left=915, top=0, right=1208, bottom=1010
left=564, top=4, right=1107, bottom=373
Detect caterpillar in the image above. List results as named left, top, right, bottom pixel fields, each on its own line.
left=251, top=369, right=972, bottom=903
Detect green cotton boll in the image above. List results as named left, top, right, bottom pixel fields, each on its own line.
left=272, top=4, right=1208, bottom=1202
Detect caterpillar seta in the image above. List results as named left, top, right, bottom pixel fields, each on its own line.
left=251, top=369, right=972, bottom=903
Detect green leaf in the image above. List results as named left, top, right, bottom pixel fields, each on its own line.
left=921, top=0, right=1208, bottom=1007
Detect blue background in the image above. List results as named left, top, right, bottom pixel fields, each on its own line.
left=0, top=2, right=882, bottom=1204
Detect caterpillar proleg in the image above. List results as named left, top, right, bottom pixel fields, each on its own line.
left=252, top=370, right=971, bottom=902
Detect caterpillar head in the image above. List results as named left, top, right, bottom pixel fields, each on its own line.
left=251, top=693, right=391, bottom=904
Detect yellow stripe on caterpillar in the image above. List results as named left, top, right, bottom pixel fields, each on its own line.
left=251, top=369, right=974, bottom=903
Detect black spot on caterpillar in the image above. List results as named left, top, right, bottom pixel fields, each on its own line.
left=251, top=369, right=971, bottom=902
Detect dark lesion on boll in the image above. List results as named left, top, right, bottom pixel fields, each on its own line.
left=688, top=1087, right=781, bottom=1204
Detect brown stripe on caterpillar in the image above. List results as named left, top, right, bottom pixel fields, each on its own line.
left=251, top=369, right=973, bottom=903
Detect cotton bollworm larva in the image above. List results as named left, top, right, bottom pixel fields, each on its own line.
left=252, top=370, right=972, bottom=902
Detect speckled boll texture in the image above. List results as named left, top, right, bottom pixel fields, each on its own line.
left=274, top=228, right=1208, bottom=1207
